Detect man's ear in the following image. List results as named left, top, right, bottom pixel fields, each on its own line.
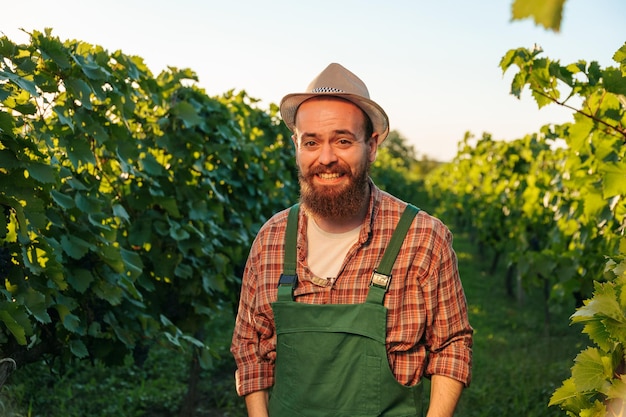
left=368, top=134, right=379, bottom=162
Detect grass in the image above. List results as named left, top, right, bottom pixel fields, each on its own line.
left=451, top=231, right=585, bottom=417
left=0, top=231, right=585, bottom=416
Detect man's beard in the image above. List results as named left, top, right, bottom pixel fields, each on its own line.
left=298, top=160, right=371, bottom=219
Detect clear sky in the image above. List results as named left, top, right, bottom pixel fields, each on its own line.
left=3, top=0, right=625, bottom=161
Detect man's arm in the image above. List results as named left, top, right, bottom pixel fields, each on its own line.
left=245, top=389, right=269, bottom=417
left=426, top=375, right=464, bottom=417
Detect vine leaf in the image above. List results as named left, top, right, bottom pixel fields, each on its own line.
left=571, top=347, right=610, bottom=392
left=511, top=0, right=566, bottom=32
left=572, top=282, right=624, bottom=323
left=69, top=339, right=89, bottom=359
left=606, top=375, right=626, bottom=400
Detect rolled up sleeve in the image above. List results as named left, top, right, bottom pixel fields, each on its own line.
left=424, top=230, right=473, bottom=386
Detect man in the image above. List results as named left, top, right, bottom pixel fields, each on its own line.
left=231, top=63, right=473, bottom=417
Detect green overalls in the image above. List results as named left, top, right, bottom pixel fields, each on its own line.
left=269, top=204, right=423, bottom=417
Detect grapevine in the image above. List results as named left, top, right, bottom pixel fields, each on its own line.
left=425, top=42, right=626, bottom=416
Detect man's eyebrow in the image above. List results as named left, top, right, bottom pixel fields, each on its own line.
left=333, top=129, right=357, bottom=138
left=301, top=130, right=358, bottom=138
left=298, top=130, right=359, bottom=141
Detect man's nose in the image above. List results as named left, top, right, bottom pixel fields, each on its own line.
left=318, top=142, right=338, bottom=165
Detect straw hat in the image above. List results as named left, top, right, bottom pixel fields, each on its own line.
left=280, top=63, right=389, bottom=144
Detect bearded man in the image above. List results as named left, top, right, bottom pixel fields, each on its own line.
left=231, top=63, right=473, bottom=417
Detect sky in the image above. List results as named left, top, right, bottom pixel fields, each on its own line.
left=2, top=0, right=625, bottom=161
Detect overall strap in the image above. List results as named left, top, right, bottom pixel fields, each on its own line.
left=277, top=204, right=300, bottom=301
left=366, top=204, right=420, bottom=305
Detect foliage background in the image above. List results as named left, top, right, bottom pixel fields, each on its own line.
left=2, top=1, right=626, bottom=414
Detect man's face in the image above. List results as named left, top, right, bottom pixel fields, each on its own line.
left=292, top=97, right=378, bottom=219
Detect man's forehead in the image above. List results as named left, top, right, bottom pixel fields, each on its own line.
left=295, top=98, right=366, bottom=126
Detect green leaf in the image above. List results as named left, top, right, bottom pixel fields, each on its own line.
left=50, top=190, right=75, bottom=209
left=0, top=70, right=39, bottom=97
left=112, top=204, right=130, bottom=223
left=120, top=248, right=144, bottom=278
left=157, top=196, right=181, bottom=218
left=606, top=375, right=626, bottom=400
left=103, top=311, right=135, bottom=347
left=0, top=36, right=16, bottom=58
left=66, top=177, right=88, bottom=191
left=12, top=102, right=37, bottom=116
left=171, top=101, right=203, bottom=128
left=63, top=313, right=81, bottom=332
left=67, top=137, right=96, bottom=167
left=67, top=268, right=95, bottom=293
left=549, top=377, right=577, bottom=406
left=72, top=53, right=109, bottom=80
left=139, top=152, right=164, bottom=176
left=0, top=110, right=15, bottom=135
left=38, top=34, right=72, bottom=70
left=571, top=347, right=611, bottom=392
left=604, top=68, right=626, bottom=96
left=94, top=279, right=123, bottom=306
left=602, top=318, right=626, bottom=345
left=22, top=288, right=51, bottom=324
left=614, top=43, right=626, bottom=76
left=53, top=106, right=75, bottom=131
left=199, top=347, right=215, bottom=370
left=27, top=163, right=57, bottom=184
left=614, top=43, right=626, bottom=64
left=65, top=78, right=93, bottom=110
left=69, top=339, right=89, bottom=358
left=100, top=244, right=124, bottom=273
left=566, top=119, right=592, bottom=152
left=582, top=320, right=613, bottom=352
left=572, top=282, right=624, bottom=322
left=169, top=223, right=190, bottom=241
left=176, top=262, right=193, bottom=279
left=49, top=266, right=69, bottom=291
left=74, top=110, right=109, bottom=144
left=0, top=307, right=27, bottom=345
left=60, top=234, right=91, bottom=259
left=164, top=331, right=182, bottom=348
left=21, top=245, right=44, bottom=274
left=0, top=149, right=20, bottom=170
left=511, top=0, right=566, bottom=32
left=582, top=188, right=606, bottom=220
left=599, top=163, right=626, bottom=198
left=75, top=192, right=101, bottom=214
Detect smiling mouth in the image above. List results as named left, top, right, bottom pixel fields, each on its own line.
left=317, top=172, right=342, bottom=180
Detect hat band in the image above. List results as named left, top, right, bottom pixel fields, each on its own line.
left=311, top=87, right=345, bottom=93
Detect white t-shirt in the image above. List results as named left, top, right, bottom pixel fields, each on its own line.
left=307, top=216, right=360, bottom=286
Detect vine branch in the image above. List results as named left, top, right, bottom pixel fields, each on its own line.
left=532, top=88, right=626, bottom=140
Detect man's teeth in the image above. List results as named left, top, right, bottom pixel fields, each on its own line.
left=318, top=173, right=340, bottom=179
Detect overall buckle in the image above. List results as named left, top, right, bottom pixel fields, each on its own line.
left=369, top=271, right=391, bottom=291
left=277, top=274, right=298, bottom=299
left=278, top=274, right=297, bottom=287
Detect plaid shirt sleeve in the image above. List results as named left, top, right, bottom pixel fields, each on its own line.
left=231, top=185, right=473, bottom=396
left=419, top=219, right=473, bottom=386
left=231, top=209, right=289, bottom=396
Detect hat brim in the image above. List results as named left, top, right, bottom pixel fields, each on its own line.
left=280, top=93, right=389, bottom=144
